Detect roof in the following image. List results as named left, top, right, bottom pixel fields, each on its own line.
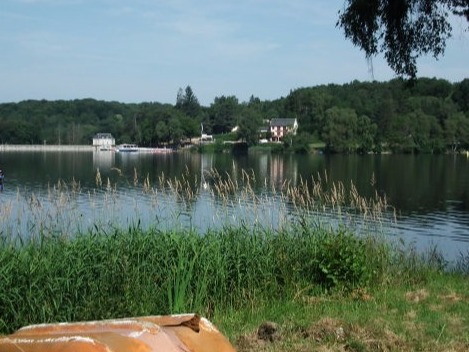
left=270, top=118, right=297, bottom=127
left=93, top=133, right=114, bottom=139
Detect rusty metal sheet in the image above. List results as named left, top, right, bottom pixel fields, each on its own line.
left=0, top=314, right=236, bottom=352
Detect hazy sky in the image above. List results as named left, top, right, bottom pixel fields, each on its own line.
left=1, top=0, right=468, bottom=106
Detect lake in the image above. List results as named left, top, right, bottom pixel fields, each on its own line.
left=0, top=150, right=468, bottom=262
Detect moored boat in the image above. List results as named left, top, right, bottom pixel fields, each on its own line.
left=115, top=144, right=139, bottom=152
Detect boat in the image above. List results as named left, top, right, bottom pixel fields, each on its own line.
left=115, top=144, right=173, bottom=153
left=115, top=144, right=139, bottom=153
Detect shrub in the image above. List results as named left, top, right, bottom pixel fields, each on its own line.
left=310, top=230, right=375, bottom=291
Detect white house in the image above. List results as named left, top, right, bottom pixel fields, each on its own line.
left=269, top=118, right=298, bottom=142
left=92, top=133, right=115, bottom=151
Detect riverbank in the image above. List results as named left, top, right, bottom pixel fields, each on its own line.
left=0, top=144, right=93, bottom=152
left=1, top=225, right=468, bottom=351
left=219, top=271, right=469, bottom=351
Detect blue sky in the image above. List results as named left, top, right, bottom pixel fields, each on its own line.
left=1, top=0, right=468, bottom=106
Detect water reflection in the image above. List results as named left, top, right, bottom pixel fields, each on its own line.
left=92, top=150, right=114, bottom=171
left=0, top=151, right=468, bottom=261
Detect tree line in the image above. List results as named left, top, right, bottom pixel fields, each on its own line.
left=0, top=78, right=468, bottom=153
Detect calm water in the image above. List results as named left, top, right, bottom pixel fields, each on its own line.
left=0, top=151, right=468, bottom=261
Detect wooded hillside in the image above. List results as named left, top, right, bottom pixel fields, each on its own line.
left=1, top=78, right=468, bottom=153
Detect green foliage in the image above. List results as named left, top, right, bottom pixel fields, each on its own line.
left=322, top=107, right=359, bottom=153
left=290, top=132, right=312, bottom=153
left=1, top=221, right=467, bottom=335
left=337, top=0, right=466, bottom=78
left=0, top=78, right=468, bottom=153
left=219, top=272, right=469, bottom=351
left=315, top=231, right=372, bottom=290
left=237, top=109, right=262, bottom=146
left=208, top=95, right=240, bottom=134
left=251, top=142, right=285, bottom=153
left=356, top=115, right=377, bottom=153
left=197, top=140, right=233, bottom=153
left=445, top=112, right=469, bottom=151
left=175, top=85, right=201, bottom=118
left=452, top=78, right=469, bottom=112
left=0, top=223, right=388, bottom=333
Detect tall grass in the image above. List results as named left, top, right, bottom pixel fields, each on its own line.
left=0, top=224, right=393, bottom=334
left=1, top=224, right=457, bottom=335
left=0, top=168, right=395, bottom=243
left=0, top=168, right=465, bottom=335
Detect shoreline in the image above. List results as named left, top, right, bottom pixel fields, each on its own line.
left=1, top=145, right=96, bottom=152
left=0, top=144, right=175, bottom=153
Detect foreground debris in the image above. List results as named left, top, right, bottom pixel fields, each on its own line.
left=0, top=314, right=235, bottom=352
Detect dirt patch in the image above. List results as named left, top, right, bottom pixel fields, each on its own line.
left=438, top=291, right=463, bottom=303
left=405, top=309, right=417, bottom=320
left=257, top=321, right=280, bottom=342
left=235, top=317, right=409, bottom=352
left=350, top=288, right=373, bottom=302
left=234, top=315, right=469, bottom=352
left=405, top=288, right=429, bottom=303
left=305, top=318, right=349, bottom=343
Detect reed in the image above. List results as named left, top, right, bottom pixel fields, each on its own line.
left=0, top=225, right=386, bottom=333
left=0, top=167, right=406, bottom=257
left=2, top=168, right=465, bottom=335
left=1, top=223, right=462, bottom=335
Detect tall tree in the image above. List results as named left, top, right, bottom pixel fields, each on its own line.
left=445, top=112, right=469, bottom=151
left=356, top=115, right=378, bottom=153
left=322, top=107, right=359, bottom=153
left=337, top=0, right=469, bottom=78
left=237, top=109, right=262, bottom=146
left=176, top=86, right=201, bottom=117
left=452, top=79, right=469, bottom=112
left=209, top=96, right=240, bottom=134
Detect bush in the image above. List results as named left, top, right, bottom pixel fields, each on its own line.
left=310, top=230, right=377, bottom=290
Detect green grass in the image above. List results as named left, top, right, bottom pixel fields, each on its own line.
left=1, top=170, right=468, bottom=351
left=215, top=272, right=469, bottom=351
left=1, top=224, right=468, bottom=350
left=0, top=225, right=388, bottom=331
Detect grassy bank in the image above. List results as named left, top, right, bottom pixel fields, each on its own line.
left=218, top=272, right=469, bottom=351
left=1, top=225, right=468, bottom=350
left=0, top=225, right=386, bottom=331
left=1, top=168, right=468, bottom=351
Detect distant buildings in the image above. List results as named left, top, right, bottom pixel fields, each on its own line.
left=92, top=133, right=115, bottom=151
left=91, top=119, right=299, bottom=150
left=269, top=118, right=298, bottom=142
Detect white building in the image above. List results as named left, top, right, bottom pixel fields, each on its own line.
left=92, top=133, right=115, bottom=151
left=269, top=118, right=298, bottom=142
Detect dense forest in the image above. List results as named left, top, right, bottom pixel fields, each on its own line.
left=0, top=78, right=468, bottom=153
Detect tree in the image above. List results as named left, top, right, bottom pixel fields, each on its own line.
left=284, top=87, right=332, bottom=135
left=356, top=115, right=377, bottom=153
left=209, top=96, right=240, bottom=134
left=337, top=0, right=469, bottom=78
left=322, top=107, right=358, bottom=153
left=291, top=132, right=313, bottom=153
left=168, top=117, right=184, bottom=146
left=386, top=114, right=415, bottom=152
left=237, top=110, right=262, bottom=146
left=176, top=86, right=200, bottom=117
left=406, top=111, right=444, bottom=153
left=445, top=112, right=469, bottom=151
left=452, top=79, right=469, bottom=112
left=155, top=120, right=169, bottom=144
